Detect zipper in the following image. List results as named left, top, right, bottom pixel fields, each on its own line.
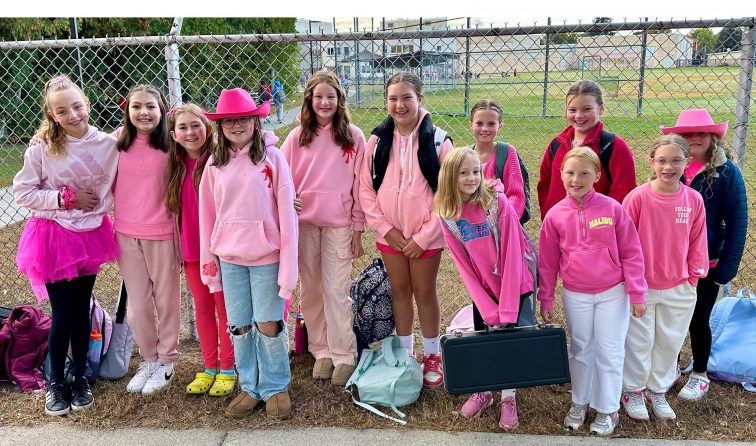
left=578, top=201, right=586, bottom=239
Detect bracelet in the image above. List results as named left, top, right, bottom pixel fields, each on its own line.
left=60, top=186, right=77, bottom=211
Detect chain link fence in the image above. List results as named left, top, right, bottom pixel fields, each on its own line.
left=0, top=18, right=754, bottom=338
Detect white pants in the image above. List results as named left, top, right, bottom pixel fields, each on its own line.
left=623, top=282, right=696, bottom=393
left=564, top=283, right=630, bottom=414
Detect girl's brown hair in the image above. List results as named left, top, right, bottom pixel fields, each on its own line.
left=470, top=99, right=503, bottom=123
left=298, top=70, right=354, bottom=150
left=386, top=71, right=423, bottom=99
left=212, top=116, right=266, bottom=167
left=648, top=134, right=690, bottom=181
left=37, top=75, right=90, bottom=156
left=565, top=80, right=604, bottom=107
left=561, top=146, right=601, bottom=173
left=116, top=84, right=170, bottom=153
left=698, top=134, right=733, bottom=188
left=434, top=148, right=495, bottom=220
left=165, top=104, right=216, bottom=214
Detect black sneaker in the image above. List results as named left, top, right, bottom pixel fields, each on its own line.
left=70, top=377, right=94, bottom=411
left=45, top=382, right=71, bottom=416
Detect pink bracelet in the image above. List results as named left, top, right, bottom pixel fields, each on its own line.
left=60, top=186, right=77, bottom=211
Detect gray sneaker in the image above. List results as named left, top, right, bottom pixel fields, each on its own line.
left=590, top=411, right=620, bottom=436
left=647, top=392, right=676, bottom=420
left=563, top=402, right=588, bottom=430
left=622, top=391, right=649, bottom=421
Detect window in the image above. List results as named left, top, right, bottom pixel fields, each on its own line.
left=344, top=47, right=350, bottom=56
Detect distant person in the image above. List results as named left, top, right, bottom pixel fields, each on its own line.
left=272, top=80, right=286, bottom=124
left=342, top=76, right=352, bottom=96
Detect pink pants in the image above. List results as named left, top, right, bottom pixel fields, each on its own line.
left=117, top=233, right=181, bottom=364
left=298, top=224, right=357, bottom=366
left=185, top=261, right=235, bottom=371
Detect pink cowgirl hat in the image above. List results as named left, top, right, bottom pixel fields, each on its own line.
left=203, top=88, right=270, bottom=121
left=660, top=109, right=728, bottom=138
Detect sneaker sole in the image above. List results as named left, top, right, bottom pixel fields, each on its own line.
left=563, top=423, right=582, bottom=430
left=45, top=406, right=70, bottom=416
left=71, top=401, right=93, bottom=411
left=499, top=421, right=519, bottom=430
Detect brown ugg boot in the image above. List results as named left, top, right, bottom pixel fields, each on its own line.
left=331, top=363, right=357, bottom=386
left=265, top=391, right=292, bottom=419
left=312, top=357, right=334, bottom=380
left=224, top=391, right=261, bottom=418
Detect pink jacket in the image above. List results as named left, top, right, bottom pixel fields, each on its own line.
left=281, top=122, right=366, bottom=230
left=441, top=184, right=534, bottom=325
left=622, top=183, right=709, bottom=290
left=358, top=109, right=453, bottom=250
left=538, top=190, right=647, bottom=311
left=198, top=132, right=299, bottom=299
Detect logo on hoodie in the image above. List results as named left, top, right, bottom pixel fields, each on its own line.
left=588, top=217, right=613, bottom=229
left=262, top=164, right=273, bottom=189
left=456, top=219, right=490, bottom=242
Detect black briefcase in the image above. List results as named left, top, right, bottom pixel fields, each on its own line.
left=440, top=324, right=570, bottom=395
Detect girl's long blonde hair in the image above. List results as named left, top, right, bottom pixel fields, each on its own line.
left=36, top=75, right=90, bottom=156
left=435, top=148, right=495, bottom=220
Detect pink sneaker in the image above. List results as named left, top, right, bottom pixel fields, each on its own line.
left=422, top=354, right=443, bottom=388
left=460, top=391, right=493, bottom=418
left=499, top=396, right=519, bottom=429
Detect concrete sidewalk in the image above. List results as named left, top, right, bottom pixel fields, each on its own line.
left=1, top=426, right=754, bottom=446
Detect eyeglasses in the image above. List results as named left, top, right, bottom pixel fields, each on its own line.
left=652, top=158, right=688, bottom=167
left=220, top=117, right=252, bottom=128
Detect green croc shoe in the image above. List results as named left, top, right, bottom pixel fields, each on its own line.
left=186, top=372, right=215, bottom=395
left=209, top=373, right=237, bottom=397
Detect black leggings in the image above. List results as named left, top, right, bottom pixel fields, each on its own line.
left=688, top=273, right=720, bottom=374
left=46, top=275, right=96, bottom=383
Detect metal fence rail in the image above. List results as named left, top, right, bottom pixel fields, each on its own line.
left=1, top=18, right=754, bottom=337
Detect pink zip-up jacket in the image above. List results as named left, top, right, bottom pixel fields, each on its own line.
left=281, top=122, right=366, bottom=230
left=358, top=109, right=453, bottom=249
left=198, top=131, right=298, bottom=299
left=13, top=126, right=118, bottom=232
left=538, top=189, right=647, bottom=311
left=622, top=183, right=709, bottom=289
left=441, top=183, right=534, bottom=325
left=479, top=143, right=526, bottom=220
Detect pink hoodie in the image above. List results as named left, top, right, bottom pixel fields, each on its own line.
left=538, top=190, right=647, bottom=312
left=358, top=109, right=453, bottom=250
left=198, top=131, right=298, bottom=299
left=441, top=183, right=534, bottom=325
left=480, top=143, right=526, bottom=220
left=281, top=122, right=366, bottom=230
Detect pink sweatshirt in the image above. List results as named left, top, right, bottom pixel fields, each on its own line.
left=480, top=143, right=526, bottom=220
left=538, top=190, right=647, bottom=311
left=13, top=126, right=118, bottom=231
left=441, top=184, right=534, bottom=325
left=180, top=157, right=200, bottom=262
left=622, top=183, right=709, bottom=289
left=281, top=122, right=366, bottom=230
left=113, top=132, right=173, bottom=240
left=358, top=109, right=453, bottom=250
left=198, top=132, right=298, bottom=299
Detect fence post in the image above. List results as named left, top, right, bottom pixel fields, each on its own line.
left=464, top=17, right=471, bottom=116
left=354, top=17, right=362, bottom=106
left=165, top=17, right=183, bottom=108
left=637, top=17, right=649, bottom=117
left=542, top=17, right=551, bottom=118
left=69, top=18, right=84, bottom=89
left=733, top=24, right=755, bottom=167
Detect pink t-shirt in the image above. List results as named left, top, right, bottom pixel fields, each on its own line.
left=685, top=161, right=705, bottom=186
left=180, top=157, right=200, bottom=262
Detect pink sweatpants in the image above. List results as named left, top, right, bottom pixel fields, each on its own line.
left=185, top=261, right=235, bottom=370
left=298, top=224, right=357, bottom=366
left=117, top=233, right=181, bottom=364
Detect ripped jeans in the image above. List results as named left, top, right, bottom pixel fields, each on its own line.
left=219, top=261, right=290, bottom=401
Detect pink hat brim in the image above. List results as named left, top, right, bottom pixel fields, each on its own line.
left=660, top=122, right=728, bottom=139
left=203, top=101, right=271, bottom=121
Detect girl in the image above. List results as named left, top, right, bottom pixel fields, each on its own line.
left=166, top=104, right=236, bottom=396
left=199, top=88, right=298, bottom=420
left=538, top=147, right=647, bottom=436
left=660, top=109, right=747, bottom=401
left=358, top=72, right=453, bottom=388
left=281, top=70, right=366, bottom=386
left=621, top=135, right=708, bottom=421
left=537, top=80, right=636, bottom=219
left=13, top=75, right=119, bottom=415
left=115, top=85, right=181, bottom=396
left=434, top=148, right=534, bottom=429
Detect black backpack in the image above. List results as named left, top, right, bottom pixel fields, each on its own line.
left=470, top=142, right=532, bottom=226
left=549, top=131, right=616, bottom=183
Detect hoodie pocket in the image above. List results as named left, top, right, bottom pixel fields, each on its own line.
left=210, top=220, right=276, bottom=261
left=300, top=191, right=349, bottom=226
left=563, top=247, right=620, bottom=289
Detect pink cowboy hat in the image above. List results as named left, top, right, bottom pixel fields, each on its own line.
left=660, top=109, right=728, bottom=138
left=203, top=88, right=270, bottom=120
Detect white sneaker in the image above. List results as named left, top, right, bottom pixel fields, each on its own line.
left=127, top=361, right=160, bottom=393
left=646, top=391, right=676, bottom=420
left=142, top=363, right=174, bottom=395
left=590, top=411, right=620, bottom=436
left=563, top=402, right=588, bottom=430
left=621, top=391, right=649, bottom=421
left=678, top=373, right=710, bottom=401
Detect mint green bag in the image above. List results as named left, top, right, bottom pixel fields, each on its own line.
left=344, top=336, right=422, bottom=425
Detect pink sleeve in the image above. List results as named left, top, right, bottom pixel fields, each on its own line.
left=350, top=129, right=367, bottom=231
left=615, top=205, right=647, bottom=304
left=412, top=138, right=454, bottom=249
left=687, top=193, right=710, bottom=286
left=358, top=135, right=394, bottom=238
left=274, top=154, right=299, bottom=300
left=495, top=193, right=529, bottom=323
left=280, top=128, right=295, bottom=166
left=502, top=145, right=526, bottom=220
left=536, top=216, right=561, bottom=312
left=13, top=143, right=60, bottom=211
left=198, top=163, right=222, bottom=293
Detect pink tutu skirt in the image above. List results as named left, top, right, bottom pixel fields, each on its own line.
left=17, top=216, right=120, bottom=302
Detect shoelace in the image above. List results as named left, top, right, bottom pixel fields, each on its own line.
left=626, top=392, right=645, bottom=410
left=470, top=392, right=489, bottom=404
left=685, top=376, right=706, bottom=389
left=424, top=355, right=441, bottom=371
left=501, top=398, right=516, bottom=414
left=47, top=383, right=65, bottom=399
left=568, top=404, right=586, bottom=418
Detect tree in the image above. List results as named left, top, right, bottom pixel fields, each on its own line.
left=584, top=17, right=615, bottom=37
left=689, top=28, right=717, bottom=58
left=543, top=33, right=579, bottom=45
left=716, top=27, right=743, bottom=52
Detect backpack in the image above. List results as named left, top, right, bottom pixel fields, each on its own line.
left=351, top=258, right=394, bottom=352
left=274, top=85, right=286, bottom=102
left=549, top=131, right=615, bottom=183
left=470, top=142, right=532, bottom=225
left=344, top=335, right=423, bottom=425
left=707, top=288, right=756, bottom=392
left=99, top=282, right=135, bottom=380
left=259, top=85, right=271, bottom=102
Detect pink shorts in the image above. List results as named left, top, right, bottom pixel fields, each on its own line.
left=376, top=242, right=443, bottom=259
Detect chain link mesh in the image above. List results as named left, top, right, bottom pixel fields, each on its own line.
left=0, top=18, right=754, bottom=338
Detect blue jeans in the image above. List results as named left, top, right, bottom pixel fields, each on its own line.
left=276, top=103, right=284, bottom=122
left=220, top=261, right=289, bottom=400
